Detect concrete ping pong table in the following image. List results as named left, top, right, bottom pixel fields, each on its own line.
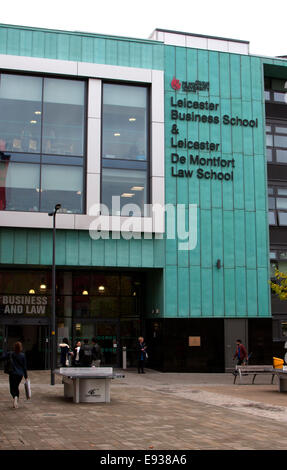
left=55, top=367, right=125, bottom=403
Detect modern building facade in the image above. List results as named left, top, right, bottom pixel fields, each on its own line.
left=0, top=24, right=286, bottom=371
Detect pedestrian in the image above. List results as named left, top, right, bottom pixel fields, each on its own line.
left=233, top=339, right=248, bottom=366
left=91, top=337, right=103, bottom=367
left=137, top=336, right=147, bottom=374
left=2, top=341, right=28, bottom=409
left=72, top=341, right=84, bottom=367
left=82, top=338, right=93, bottom=367
left=59, top=337, right=71, bottom=368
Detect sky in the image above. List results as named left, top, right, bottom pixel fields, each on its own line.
left=0, top=0, right=287, bottom=58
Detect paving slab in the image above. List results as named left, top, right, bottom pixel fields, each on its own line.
left=0, top=369, right=287, bottom=450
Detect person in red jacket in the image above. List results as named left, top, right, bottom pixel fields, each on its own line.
left=233, top=339, right=248, bottom=366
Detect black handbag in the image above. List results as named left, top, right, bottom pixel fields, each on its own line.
left=4, top=352, right=15, bottom=374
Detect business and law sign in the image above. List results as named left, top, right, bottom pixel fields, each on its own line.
left=0, top=295, right=48, bottom=315
left=170, top=77, right=259, bottom=180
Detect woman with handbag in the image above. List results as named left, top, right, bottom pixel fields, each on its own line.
left=2, top=341, right=28, bottom=408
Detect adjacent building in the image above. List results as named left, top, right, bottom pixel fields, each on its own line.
left=0, top=24, right=286, bottom=371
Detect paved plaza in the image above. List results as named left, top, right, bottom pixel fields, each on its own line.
left=1, top=368, right=287, bottom=450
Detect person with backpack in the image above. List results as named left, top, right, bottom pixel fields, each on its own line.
left=233, top=339, right=248, bottom=366
left=91, top=337, right=103, bottom=367
left=82, top=338, right=93, bottom=367
left=2, top=341, right=28, bottom=408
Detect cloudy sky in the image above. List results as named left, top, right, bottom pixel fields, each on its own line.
left=0, top=0, right=286, bottom=58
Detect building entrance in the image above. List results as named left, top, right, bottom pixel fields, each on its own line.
left=72, top=320, right=120, bottom=367
left=4, top=324, right=49, bottom=370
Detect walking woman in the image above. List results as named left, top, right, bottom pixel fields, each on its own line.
left=3, top=341, right=28, bottom=408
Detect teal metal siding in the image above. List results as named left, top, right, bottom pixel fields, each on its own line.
left=1, top=25, right=287, bottom=318
left=163, top=46, right=280, bottom=318
left=0, top=228, right=165, bottom=268
left=0, top=24, right=164, bottom=70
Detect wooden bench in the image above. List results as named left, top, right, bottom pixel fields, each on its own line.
left=233, top=365, right=276, bottom=385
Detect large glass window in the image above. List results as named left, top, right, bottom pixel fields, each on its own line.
left=0, top=73, right=86, bottom=213
left=101, top=83, right=149, bottom=216
left=266, top=121, right=287, bottom=164
left=265, top=77, right=287, bottom=104
left=268, top=184, right=287, bottom=226
left=42, top=78, right=85, bottom=156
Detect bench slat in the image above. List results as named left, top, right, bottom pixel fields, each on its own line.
left=233, top=365, right=275, bottom=385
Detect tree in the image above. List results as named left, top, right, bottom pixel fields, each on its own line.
left=270, top=269, right=287, bottom=301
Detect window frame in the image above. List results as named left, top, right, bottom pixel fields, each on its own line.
left=100, top=81, right=151, bottom=217
left=268, top=183, right=287, bottom=226
left=266, top=119, right=287, bottom=165
left=0, top=71, right=87, bottom=214
left=0, top=54, right=165, bottom=233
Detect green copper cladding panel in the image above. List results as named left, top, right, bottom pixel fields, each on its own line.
left=164, top=45, right=272, bottom=319
left=0, top=228, right=165, bottom=269
left=2, top=24, right=287, bottom=319
left=0, top=24, right=164, bottom=70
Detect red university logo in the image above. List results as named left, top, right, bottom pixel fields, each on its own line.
left=171, top=77, right=181, bottom=90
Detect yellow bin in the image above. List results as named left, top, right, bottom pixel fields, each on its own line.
left=273, top=357, right=284, bottom=369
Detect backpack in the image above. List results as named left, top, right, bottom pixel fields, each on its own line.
left=83, top=344, right=92, bottom=357
left=4, top=352, right=15, bottom=374
left=92, top=344, right=101, bottom=360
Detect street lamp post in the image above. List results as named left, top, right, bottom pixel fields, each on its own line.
left=48, top=203, right=61, bottom=386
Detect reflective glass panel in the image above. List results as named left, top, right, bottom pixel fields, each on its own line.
left=276, top=150, right=287, bottom=163
left=0, top=152, right=40, bottom=163
left=277, top=188, right=287, bottom=196
left=266, top=134, right=273, bottom=146
left=274, top=92, right=287, bottom=103
left=267, top=148, right=272, bottom=161
left=0, top=74, right=42, bottom=153
left=42, top=78, right=85, bottom=156
left=102, top=168, right=148, bottom=216
left=276, top=198, right=287, bottom=209
left=102, top=84, right=148, bottom=161
left=40, top=164, right=83, bottom=213
left=0, top=162, right=40, bottom=211
left=275, top=126, right=287, bottom=134
left=278, top=212, right=287, bottom=225
left=274, top=135, right=287, bottom=148
left=268, top=211, right=276, bottom=225
left=268, top=197, right=275, bottom=209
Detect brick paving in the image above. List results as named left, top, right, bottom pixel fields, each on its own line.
left=1, top=369, right=287, bottom=450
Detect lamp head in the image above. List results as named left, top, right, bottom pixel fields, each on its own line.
left=48, top=203, right=61, bottom=216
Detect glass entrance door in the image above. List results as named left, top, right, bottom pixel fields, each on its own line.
left=72, top=320, right=120, bottom=367
left=95, top=321, right=119, bottom=367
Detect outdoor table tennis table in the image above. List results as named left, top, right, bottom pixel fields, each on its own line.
left=55, top=367, right=125, bottom=403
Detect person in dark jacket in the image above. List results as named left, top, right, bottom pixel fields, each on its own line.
left=72, top=341, right=84, bottom=367
left=137, top=336, right=147, bottom=374
left=3, top=341, right=28, bottom=408
left=233, top=339, right=248, bottom=366
left=91, top=338, right=103, bottom=367
left=59, top=338, right=71, bottom=367
left=82, top=339, right=93, bottom=367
